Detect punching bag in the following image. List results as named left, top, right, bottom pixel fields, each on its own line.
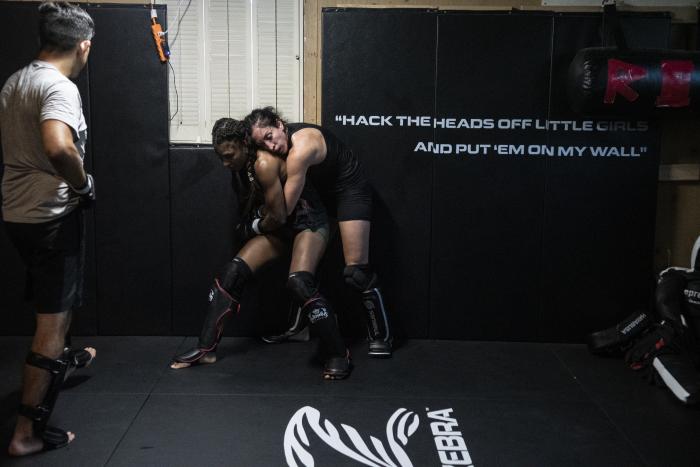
left=568, top=47, right=700, bottom=117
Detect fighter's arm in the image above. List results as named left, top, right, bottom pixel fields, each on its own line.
left=255, top=153, right=288, bottom=232
left=40, top=119, right=88, bottom=190
left=283, top=129, right=326, bottom=216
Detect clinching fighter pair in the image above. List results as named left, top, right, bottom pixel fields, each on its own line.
left=171, top=108, right=393, bottom=379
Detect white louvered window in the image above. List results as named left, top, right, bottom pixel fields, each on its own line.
left=164, top=0, right=302, bottom=143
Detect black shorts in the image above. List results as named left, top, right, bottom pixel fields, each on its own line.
left=332, top=176, right=373, bottom=222
left=289, top=183, right=329, bottom=232
left=3, top=208, right=84, bottom=314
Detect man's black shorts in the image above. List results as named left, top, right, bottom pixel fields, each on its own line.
left=3, top=208, right=84, bottom=314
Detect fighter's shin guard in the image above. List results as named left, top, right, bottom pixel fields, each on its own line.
left=261, top=303, right=310, bottom=344
left=344, top=265, right=393, bottom=357
left=18, top=352, right=71, bottom=449
left=287, top=271, right=347, bottom=358
left=173, top=257, right=250, bottom=364
left=587, top=310, right=653, bottom=355
left=304, top=296, right=351, bottom=379
left=362, top=287, right=392, bottom=357
left=198, top=278, right=238, bottom=350
left=305, top=297, right=346, bottom=358
left=653, top=353, right=700, bottom=404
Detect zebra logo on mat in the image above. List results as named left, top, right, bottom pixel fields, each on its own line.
left=284, top=406, right=473, bottom=467
left=284, top=406, right=418, bottom=467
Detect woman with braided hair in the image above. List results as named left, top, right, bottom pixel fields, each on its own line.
left=170, top=118, right=350, bottom=380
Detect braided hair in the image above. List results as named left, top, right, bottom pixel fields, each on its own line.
left=211, top=118, right=262, bottom=218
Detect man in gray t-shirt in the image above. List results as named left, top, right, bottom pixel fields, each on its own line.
left=1, top=60, right=88, bottom=222
left=1, top=2, right=96, bottom=457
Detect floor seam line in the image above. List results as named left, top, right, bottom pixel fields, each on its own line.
left=548, top=346, right=652, bottom=467
left=103, top=336, right=187, bottom=466
left=102, top=392, right=151, bottom=466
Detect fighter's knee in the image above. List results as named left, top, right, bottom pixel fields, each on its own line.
left=217, top=257, right=252, bottom=298
left=287, top=271, right=319, bottom=303
left=343, top=264, right=378, bottom=292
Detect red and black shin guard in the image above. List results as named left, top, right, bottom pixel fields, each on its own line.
left=172, top=257, right=250, bottom=364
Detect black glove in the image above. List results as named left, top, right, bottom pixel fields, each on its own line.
left=73, top=173, right=96, bottom=208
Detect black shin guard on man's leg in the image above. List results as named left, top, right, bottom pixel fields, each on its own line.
left=18, top=352, right=71, bottom=450
left=173, top=257, right=251, bottom=364
left=344, top=264, right=392, bottom=357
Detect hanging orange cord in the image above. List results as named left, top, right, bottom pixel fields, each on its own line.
left=150, top=8, right=170, bottom=63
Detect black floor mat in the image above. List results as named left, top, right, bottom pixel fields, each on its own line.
left=1, top=337, right=698, bottom=466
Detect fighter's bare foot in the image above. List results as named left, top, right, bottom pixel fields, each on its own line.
left=64, top=347, right=97, bottom=381
left=170, top=352, right=217, bottom=369
left=8, top=431, right=75, bottom=456
left=83, top=347, right=97, bottom=362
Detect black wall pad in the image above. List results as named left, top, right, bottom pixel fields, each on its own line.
left=0, top=3, right=42, bottom=335
left=540, top=13, right=667, bottom=341
left=0, top=2, right=96, bottom=334
left=322, top=9, right=667, bottom=341
left=169, top=147, right=238, bottom=335
left=86, top=5, right=171, bottom=335
left=322, top=9, right=436, bottom=338
left=431, top=12, right=551, bottom=340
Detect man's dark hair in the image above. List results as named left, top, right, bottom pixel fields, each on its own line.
left=38, top=2, right=95, bottom=52
left=211, top=117, right=248, bottom=146
left=244, top=106, right=286, bottom=130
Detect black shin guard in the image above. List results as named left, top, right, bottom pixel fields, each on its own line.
left=361, top=288, right=392, bottom=356
left=19, top=352, right=70, bottom=449
left=344, top=264, right=393, bottom=357
left=288, top=272, right=346, bottom=358
left=306, top=297, right=347, bottom=357
left=173, top=257, right=251, bottom=364
left=261, top=303, right=310, bottom=344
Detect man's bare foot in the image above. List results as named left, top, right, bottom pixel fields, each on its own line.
left=170, top=353, right=216, bottom=369
left=64, top=347, right=97, bottom=381
left=83, top=347, right=97, bottom=362
left=8, top=431, right=75, bottom=456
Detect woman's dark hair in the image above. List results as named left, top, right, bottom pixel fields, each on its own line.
left=211, top=118, right=262, bottom=218
left=38, top=2, right=95, bottom=52
left=244, top=106, right=287, bottom=131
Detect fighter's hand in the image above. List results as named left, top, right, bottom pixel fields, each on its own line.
left=250, top=206, right=264, bottom=235
left=73, top=173, right=96, bottom=207
left=236, top=207, right=264, bottom=242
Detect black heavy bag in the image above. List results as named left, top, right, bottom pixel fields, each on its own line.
left=567, top=47, right=700, bottom=117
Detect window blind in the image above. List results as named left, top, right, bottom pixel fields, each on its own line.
left=164, top=0, right=301, bottom=143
